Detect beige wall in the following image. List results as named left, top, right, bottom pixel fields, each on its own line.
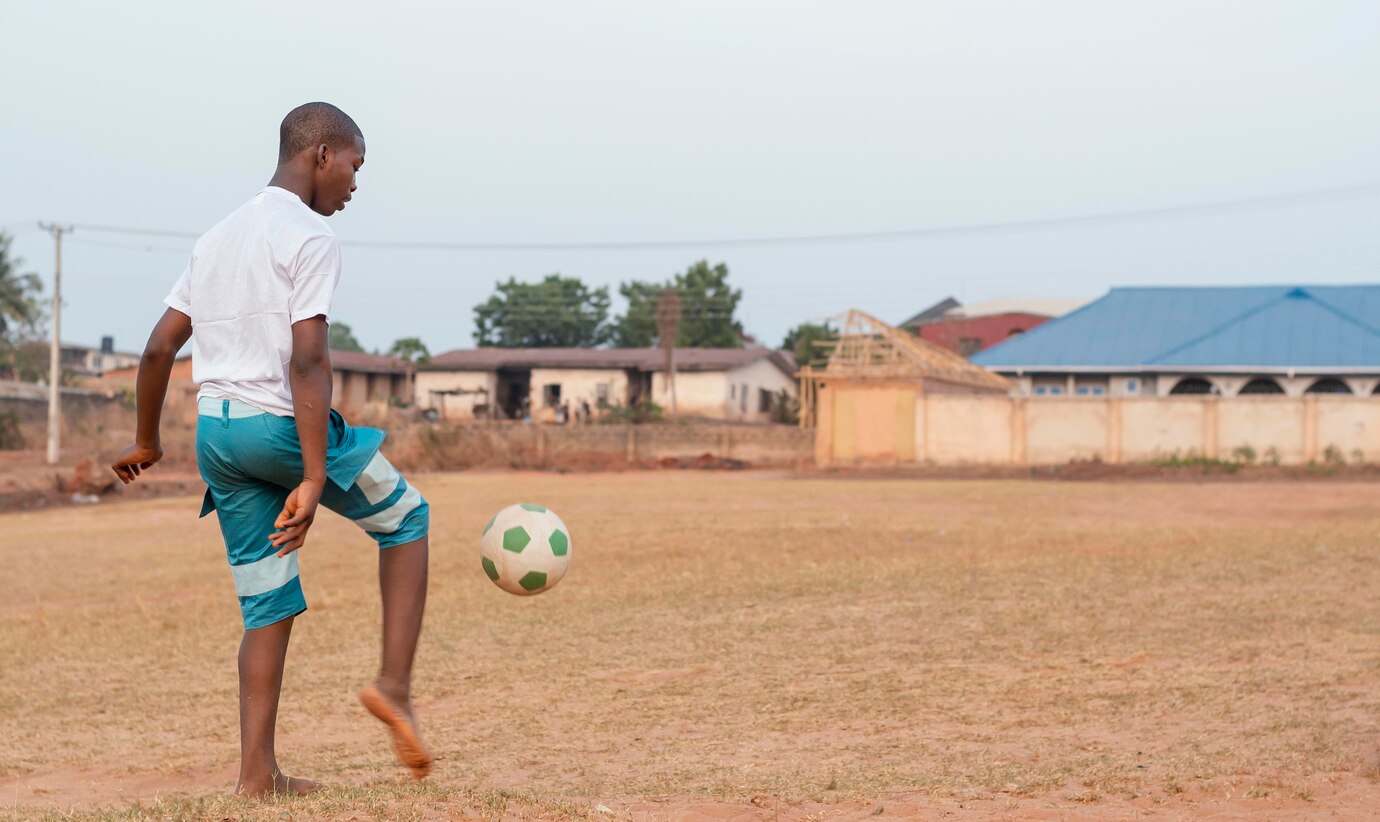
left=816, top=392, right=1380, bottom=467
left=334, top=370, right=408, bottom=416
left=653, top=357, right=796, bottom=422
left=415, top=370, right=497, bottom=420
left=530, top=368, right=628, bottom=411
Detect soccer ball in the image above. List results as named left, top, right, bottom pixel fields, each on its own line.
left=480, top=503, right=571, bottom=595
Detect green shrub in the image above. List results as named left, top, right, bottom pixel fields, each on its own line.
left=0, top=409, right=24, bottom=450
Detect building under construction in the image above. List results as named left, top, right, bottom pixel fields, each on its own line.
left=799, top=310, right=1011, bottom=466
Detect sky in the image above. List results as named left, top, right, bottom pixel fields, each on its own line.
left=3, top=1, right=1379, bottom=356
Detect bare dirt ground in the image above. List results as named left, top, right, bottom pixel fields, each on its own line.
left=3, top=472, right=1379, bottom=820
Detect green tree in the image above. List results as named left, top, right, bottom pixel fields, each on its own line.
left=473, top=274, right=612, bottom=347
left=781, top=321, right=836, bottom=367
left=0, top=232, right=45, bottom=379
left=328, top=321, right=365, bottom=352
left=388, top=337, right=430, bottom=406
left=612, top=280, right=662, bottom=347
left=387, top=336, right=430, bottom=364
left=613, top=260, right=743, bottom=348
left=0, top=232, right=43, bottom=341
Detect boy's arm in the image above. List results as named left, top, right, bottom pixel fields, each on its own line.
left=111, top=308, right=192, bottom=483
left=269, top=315, right=332, bottom=556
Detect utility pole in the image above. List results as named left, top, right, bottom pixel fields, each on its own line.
left=38, top=222, right=72, bottom=466
left=656, top=288, right=681, bottom=418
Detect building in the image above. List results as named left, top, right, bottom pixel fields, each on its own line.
left=900, top=297, right=1089, bottom=357
left=417, top=347, right=798, bottom=423
left=972, top=286, right=1380, bottom=398
left=328, top=350, right=412, bottom=415
left=61, top=336, right=142, bottom=377
left=799, top=310, right=1012, bottom=465
left=100, top=350, right=411, bottom=417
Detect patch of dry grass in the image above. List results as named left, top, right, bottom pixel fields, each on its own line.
left=2, top=474, right=1379, bottom=820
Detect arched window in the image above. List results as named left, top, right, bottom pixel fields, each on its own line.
left=1169, top=377, right=1215, bottom=395
left=1305, top=378, right=1353, bottom=395
left=1238, top=378, right=1285, bottom=395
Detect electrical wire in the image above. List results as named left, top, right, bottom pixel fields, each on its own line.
left=59, top=180, right=1380, bottom=252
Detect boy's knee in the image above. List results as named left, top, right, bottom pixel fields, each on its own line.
left=376, top=498, right=429, bottom=549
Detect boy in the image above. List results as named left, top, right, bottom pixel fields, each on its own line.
left=111, top=102, right=433, bottom=798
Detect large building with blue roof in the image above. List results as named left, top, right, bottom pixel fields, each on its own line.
left=971, top=286, right=1380, bottom=398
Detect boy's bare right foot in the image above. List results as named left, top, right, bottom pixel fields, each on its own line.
left=235, top=769, right=321, bottom=799
left=360, top=681, right=433, bottom=778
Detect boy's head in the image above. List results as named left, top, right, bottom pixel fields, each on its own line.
left=278, top=102, right=365, bottom=216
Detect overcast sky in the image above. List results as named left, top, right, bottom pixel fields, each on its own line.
left=3, top=1, right=1378, bottom=356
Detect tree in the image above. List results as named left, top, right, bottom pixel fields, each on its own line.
left=329, top=321, right=365, bottom=352
left=781, top=321, right=837, bottom=367
left=0, top=232, right=43, bottom=342
left=613, top=260, right=743, bottom=348
left=388, top=337, right=430, bottom=364
left=388, top=337, right=430, bottom=406
left=473, top=274, right=612, bottom=347
left=0, top=232, right=44, bottom=379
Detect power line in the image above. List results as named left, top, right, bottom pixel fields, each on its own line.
left=62, top=181, right=1380, bottom=252
left=65, top=236, right=188, bottom=253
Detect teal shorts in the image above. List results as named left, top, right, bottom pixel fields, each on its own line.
left=196, top=397, right=430, bottom=629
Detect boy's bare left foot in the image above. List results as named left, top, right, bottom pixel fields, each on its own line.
left=360, top=681, right=433, bottom=778
left=235, top=769, right=322, bottom=799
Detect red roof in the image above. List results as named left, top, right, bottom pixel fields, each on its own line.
left=330, top=350, right=411, bottom=374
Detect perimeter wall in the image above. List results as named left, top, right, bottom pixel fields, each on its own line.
left=814, top=388, right=1380, bottom=466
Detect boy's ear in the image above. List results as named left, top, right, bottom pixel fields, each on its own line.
left=316, top=144, right=330, bottom=167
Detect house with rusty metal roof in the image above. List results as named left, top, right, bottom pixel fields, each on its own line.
left=418, top=347, right=797, bottom=422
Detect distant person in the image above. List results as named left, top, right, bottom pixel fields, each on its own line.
left=111, top=103, right=432, bottom=798
left=580, top=399, right=592, bottom=424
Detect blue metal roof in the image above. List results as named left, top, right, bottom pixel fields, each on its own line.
left=971, top=286, right=1380, bottom=370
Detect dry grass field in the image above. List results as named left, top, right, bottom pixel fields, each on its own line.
left=3, top=472, right=1379, bottom=820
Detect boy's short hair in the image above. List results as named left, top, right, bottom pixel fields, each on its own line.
left=278, top=102, right=362, bottom=164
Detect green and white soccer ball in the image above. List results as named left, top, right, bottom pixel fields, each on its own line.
left=480, top=503, right=571, bottom=595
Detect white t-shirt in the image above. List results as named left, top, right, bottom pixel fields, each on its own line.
left=164, top=186, right=341, bottom=416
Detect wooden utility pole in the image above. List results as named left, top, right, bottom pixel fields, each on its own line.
left=38, top=222, right=72, bottom=465
left=656, top=289, right=681, bottom=417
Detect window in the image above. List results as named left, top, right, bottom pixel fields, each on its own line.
left=1076, top=386, right=1090, bottom=396
left=596, top=383, right=610, bottom=404
left=957, top=337, right=982, bottom=357
left=1239, top=377, right=1284, bottom=395
left=740, top=383, right=749, bottom=412
left=1169, top=377, right=1215, bottom=395
left=1125, top=379, right=1139, bottom=394
left=1034, top=386, right=1048, bottom=396
left=1305, top=378, right=1352, bottom=395
left=758, top=388, right=773, bottom=413
left=730, top=384, right=736, bottom=399
left=542, top=384, right=562, bottom=407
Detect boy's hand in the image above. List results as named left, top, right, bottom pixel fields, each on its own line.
left=271, top=480, right=324, bottom=556
left=111, top=442, right=164, bottom=484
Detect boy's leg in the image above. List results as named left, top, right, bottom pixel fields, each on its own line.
left=376, top=535, right=429, bottom=702
left=235, top=616, right=318, bottom=797
left=200, top=409, right=318, bottom=797
left=358, top=533, right=432, bottom=777
left=320, top=448, right=433, bottom=777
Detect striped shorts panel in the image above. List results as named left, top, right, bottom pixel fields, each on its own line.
left=196, top=397, right=429, bottom=629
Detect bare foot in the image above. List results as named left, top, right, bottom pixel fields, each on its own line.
left=235, top=769, right=322, bottom=798
left=360, top=681, right=433, bottom=778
